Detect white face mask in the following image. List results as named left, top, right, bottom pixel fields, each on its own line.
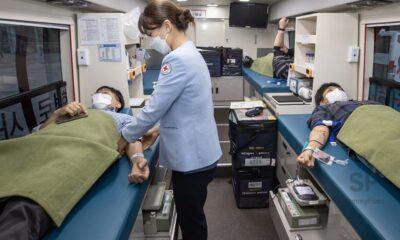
left=326, top=88, right=348, bottom=104
left=92, top=93, right=113, bottom=110
left=149, top=27, right=171, bottom=55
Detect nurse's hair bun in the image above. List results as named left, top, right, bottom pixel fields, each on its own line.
left=138, top=0, right=195, bottom=34
left=177, top=8, right=195, bottom=31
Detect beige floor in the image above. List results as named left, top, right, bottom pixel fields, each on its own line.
left=203, top=177, right=279, bottom=240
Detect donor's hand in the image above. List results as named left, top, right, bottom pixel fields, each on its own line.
left=279, top=17, right=289, bottom=29
left=296, top=149, right=315, bottom=168
left=54, top=102, right=87, bottom=117
left=128, top=157, right=149, bottom=184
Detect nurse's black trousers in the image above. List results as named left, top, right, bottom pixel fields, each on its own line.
left=172, top=167, right=215, bottom=240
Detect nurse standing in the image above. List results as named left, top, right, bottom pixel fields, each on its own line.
left=117, top=0, right=222, bottom=239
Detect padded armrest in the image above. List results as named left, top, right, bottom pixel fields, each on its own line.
left=242, top=67, right=290, bottom=95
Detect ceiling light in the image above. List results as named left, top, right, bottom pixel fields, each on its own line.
left=239, top=0, right=250, bottom=2
left=347, top=0, right=392, bottom=8
left=46, top=0, right=90, bottom=7
left=207, top=4, right=218, bottom=7
left=177, top=0, right=187, bottom=2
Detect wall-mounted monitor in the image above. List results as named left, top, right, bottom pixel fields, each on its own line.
left=229, top=2, right=269, bottom=28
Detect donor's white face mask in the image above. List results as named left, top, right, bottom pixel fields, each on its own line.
left=326, top=88, right=348, bottom=104
left=92, top=93, right=112, bottom=110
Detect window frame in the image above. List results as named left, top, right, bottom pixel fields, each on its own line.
left=0, top=20, right=72, bottom=140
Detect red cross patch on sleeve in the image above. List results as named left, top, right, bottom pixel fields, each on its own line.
left=161, top=63, right=172, bottom=75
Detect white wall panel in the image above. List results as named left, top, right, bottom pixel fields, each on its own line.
left=195, top=20, right=226, bottom=47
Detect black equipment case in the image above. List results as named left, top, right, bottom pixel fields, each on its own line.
left=229, top=108, right=277, bottom=168
left=198, top=49, right=222, bottom=77
left=229, top=108, right=277, bottom=208
left=231, top=165, right=275, bottom=208
left=222, top=48, right=243, bottom=76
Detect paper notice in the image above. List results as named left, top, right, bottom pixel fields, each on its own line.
left=230, top=100, right=266, bottom=109
left=79, top=18, right=101, bottom=45
left=99, top=18, right=120, bottom=43
left=79, top=16, right=120, bottom=45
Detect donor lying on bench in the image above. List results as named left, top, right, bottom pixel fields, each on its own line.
left=296, top=82, right=399, bottom=188
left=0, top=86, right=159, bottom=240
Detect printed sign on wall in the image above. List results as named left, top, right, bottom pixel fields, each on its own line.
left=191, top=10, right=206, bottom=18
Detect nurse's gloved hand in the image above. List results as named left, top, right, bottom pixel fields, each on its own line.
left=296, top=150, right=315, bottom=168
left=117, top=137, right=128, bottom=155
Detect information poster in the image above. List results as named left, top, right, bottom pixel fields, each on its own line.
left=79, top=16, right=120, bottom=45
left=98, top=44, right=122, bottom=62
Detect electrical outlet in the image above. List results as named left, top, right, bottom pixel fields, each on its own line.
left=77, top=48, right=90, bottom=66
left=347, top=46, right=359, bottom=63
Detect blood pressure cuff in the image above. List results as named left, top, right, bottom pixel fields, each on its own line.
left=0, top=109, right=120, bottom=226
left=337, top=105, right=400, bottom=188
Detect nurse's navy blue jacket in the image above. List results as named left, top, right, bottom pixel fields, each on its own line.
left=121, top=41, right=222, bottom=172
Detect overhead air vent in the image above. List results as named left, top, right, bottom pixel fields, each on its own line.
left=45, top=0, right=91, bottom=8
left=347, top=0, right=393, bottom=8
left=35, top=0, right=126, bottom=12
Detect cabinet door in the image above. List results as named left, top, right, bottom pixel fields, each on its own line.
left=277, top=133, right=309, bottom=180
left=276, top=154, right=288, bottom=187
left=279, top=135, right=298, bottom=179
left=277, top=134, right=293, bottom=184
left=212, top=76, right=244, bottom=102
left=243, top=78, right=256, bottom=98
